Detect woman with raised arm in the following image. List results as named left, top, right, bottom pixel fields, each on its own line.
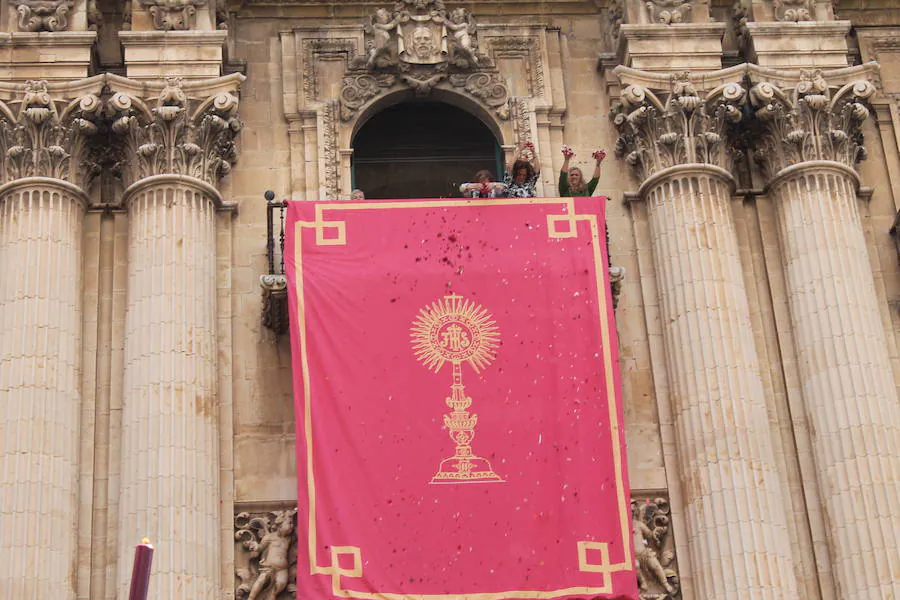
left=503, top=141, right=541, bottom=198
left=559, top=146, right=606, bottom=197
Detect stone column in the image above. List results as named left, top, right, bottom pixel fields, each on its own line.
left=0, top=82, right=103, bottom=598
left=109, top=78, right=242, bottom=598
left=614, top=73, right=799, bottom=597
left=751, top=71, right=900, bottom=599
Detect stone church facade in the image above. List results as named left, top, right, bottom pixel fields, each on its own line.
left=0, top=0, right=898, bottom=599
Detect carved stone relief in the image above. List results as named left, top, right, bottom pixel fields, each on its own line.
left=612, top=72, right=746, bottom=183
left=632, top=493, right=680, bottom=599
left=138, top=0, right=207, bottom=31
left=334, top=0, right=509, bottom=122
left=748, top=70, right=876, bottom=179
left=645, top=0, right=693, bottom=25
left=107, top=76, right=243, bottom=188
left=320, top=99, right=340, bottom=199
left=773, top=0, right=814, bottom=22
left=482, top=36, right=545, bottom=99
left=234, top=509, right=298, bottom=600
left=0, top=80, right=104, bottom=190
left=303, top=39, right=360, bottom=104
left=10, top=0, right=75, bottom=32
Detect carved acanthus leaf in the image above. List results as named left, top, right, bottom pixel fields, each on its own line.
left=0, top=80, right=103, bottom=189
left=612, top=72, right=746, bottom=183
left=645, top=0, right=693, bottom=25
left=138, top=0, right=207, bottom=31
left=339, top=74, right=396, bottom=122
left=11, top=0, right=75, bottom=32
left=632, top=493, right=680, bottom=599
left=108, top=77, right=242, bottom=188
left=449, top=73, right=510, bottom=120
left=234, top=509, right=298, bottom=600
left=748, top=71, right=876, bottom=179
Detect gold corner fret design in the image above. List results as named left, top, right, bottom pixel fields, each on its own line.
left=411, top=294, right=504, bottom=484
left=294, top=197, right=632, bottom=599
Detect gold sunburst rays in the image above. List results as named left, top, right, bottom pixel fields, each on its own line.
left=410, top=294, right=500, bottom=373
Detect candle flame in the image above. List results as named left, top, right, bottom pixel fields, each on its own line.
left=141, top=537, right=152, bottom=545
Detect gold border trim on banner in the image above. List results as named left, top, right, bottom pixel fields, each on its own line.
left=293, top=197, right=632, bottom=599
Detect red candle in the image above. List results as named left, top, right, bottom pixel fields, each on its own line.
left=128, top=537, right=154, bottom=600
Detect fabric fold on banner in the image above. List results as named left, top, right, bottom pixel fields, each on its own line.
left=285, top=197, right=638, bottom=600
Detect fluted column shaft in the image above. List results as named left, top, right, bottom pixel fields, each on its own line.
left=770, top=161, right=900, bottom=599
left=643, top=165, right=798, bottom=598
left=117, top=176, right=221, bottom=598
left=0, top=178, right=85, bottom=599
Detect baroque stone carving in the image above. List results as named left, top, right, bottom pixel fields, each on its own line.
left=450, top=73, right=510, bottom=118
left=612, top=72, right=746, bottom=183
left=108, top=76, right=242, bottom=188
left=773, top=0, right=814, bottom=22
left=645, top=0, right=693, bottom=25
left=632, top=494, right=680, bottom=599
left=138, top=0, right=207, bottom=31
left=485, top=37, right=545, bottom=99
left=234, top=509, right=298, bottom=600
left=339, top=73, right=396, bottom=121
left=748, top=70, right=876, bottom=179
left=302, top=39, right=360, bottom=104
left=0, top=80, right=104, bottom=189
left=87, top=0, right=103, bottom=31
left=321, top=99, right=340, bottom=200
left=11, top=0, right=74, bottom=32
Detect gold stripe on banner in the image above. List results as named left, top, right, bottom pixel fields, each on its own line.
left=293, top=198, right=632, bottom=599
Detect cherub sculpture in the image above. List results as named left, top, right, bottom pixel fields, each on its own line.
left=444, top=7, right=478, bottom=67
left=235, top=509, right=297, bottom=600
left=366, top=7, right=401, bottom=68
left=632, top=499, right=678, bottom=598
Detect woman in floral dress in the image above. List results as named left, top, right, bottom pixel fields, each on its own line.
left=503, top=141, right=541, bottom=198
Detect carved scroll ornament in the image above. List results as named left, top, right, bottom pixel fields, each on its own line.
left=645, top=0, right=693, bottom=25
left=612, top=72, right=746, bottom=183
left=138, top=0, right=207, bottom=31
left=11, top=0, right=75, bottom=32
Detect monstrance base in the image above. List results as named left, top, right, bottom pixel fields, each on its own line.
left=430, top=456, right=504, bottom=484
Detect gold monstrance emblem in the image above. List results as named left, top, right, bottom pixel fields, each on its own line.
left=410, top=294, right=504, bottom=484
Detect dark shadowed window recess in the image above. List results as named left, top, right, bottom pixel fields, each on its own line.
left=352, top=101, right=501, bottom=199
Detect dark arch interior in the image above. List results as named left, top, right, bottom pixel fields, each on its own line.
left=352, top=101, right=501, bottom=199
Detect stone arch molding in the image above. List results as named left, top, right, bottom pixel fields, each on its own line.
left=280, top=0, right=567, bottom=200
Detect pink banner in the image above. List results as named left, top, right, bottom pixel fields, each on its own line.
left=286, top=197, right=637, bottom=600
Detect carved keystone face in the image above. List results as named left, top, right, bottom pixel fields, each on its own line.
left=412, top=26, right=435, bottom=59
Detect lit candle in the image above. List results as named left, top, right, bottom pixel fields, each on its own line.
left=128, top=537, right=154, bottom=600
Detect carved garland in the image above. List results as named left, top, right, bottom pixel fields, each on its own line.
left=321, top=100, right=340, bottom=200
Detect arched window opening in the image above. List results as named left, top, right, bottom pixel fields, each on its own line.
left=352, top=101, right=501, bottom=199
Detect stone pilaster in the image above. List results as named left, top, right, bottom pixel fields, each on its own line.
left=109, top=74, right=242, bottom=598
left=0, top=80, right=103, bottom=598
left=613, top=69, right=799, bottom=598
left=750, top=68, right=900, bottom=599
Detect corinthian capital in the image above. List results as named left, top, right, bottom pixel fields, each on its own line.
left=107, top=75, right=243, bottom=190
left=748, top=67, right=877, bottom=180
left=612, top=70, right=746, bottom=184
left=0, top=80, right=104, bottom=189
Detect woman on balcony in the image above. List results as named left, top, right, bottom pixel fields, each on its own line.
left=503, top=141, right=541, bottom=198
left=558, top=146, right=606, bottom=197
left=459, top=170, right=507, bottom=198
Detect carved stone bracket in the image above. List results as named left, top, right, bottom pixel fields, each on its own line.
left=11, top=0, right=75, bottom=32
left=0, top=80, right=104, bottom=190
left=610, top=266, right=625, bottom=310
left=260, top=275, right=289, bottom=335
left=107, top=75, right=243, bottom=190
left=632, top=492, right=680, bottom=600
left=612, top=71, right=747, bottom=184
left=748, top=69, right=877, bottom=180
left=138, top=0, right=208, bottom=31
left=234, top=508, right=298, bottom=600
